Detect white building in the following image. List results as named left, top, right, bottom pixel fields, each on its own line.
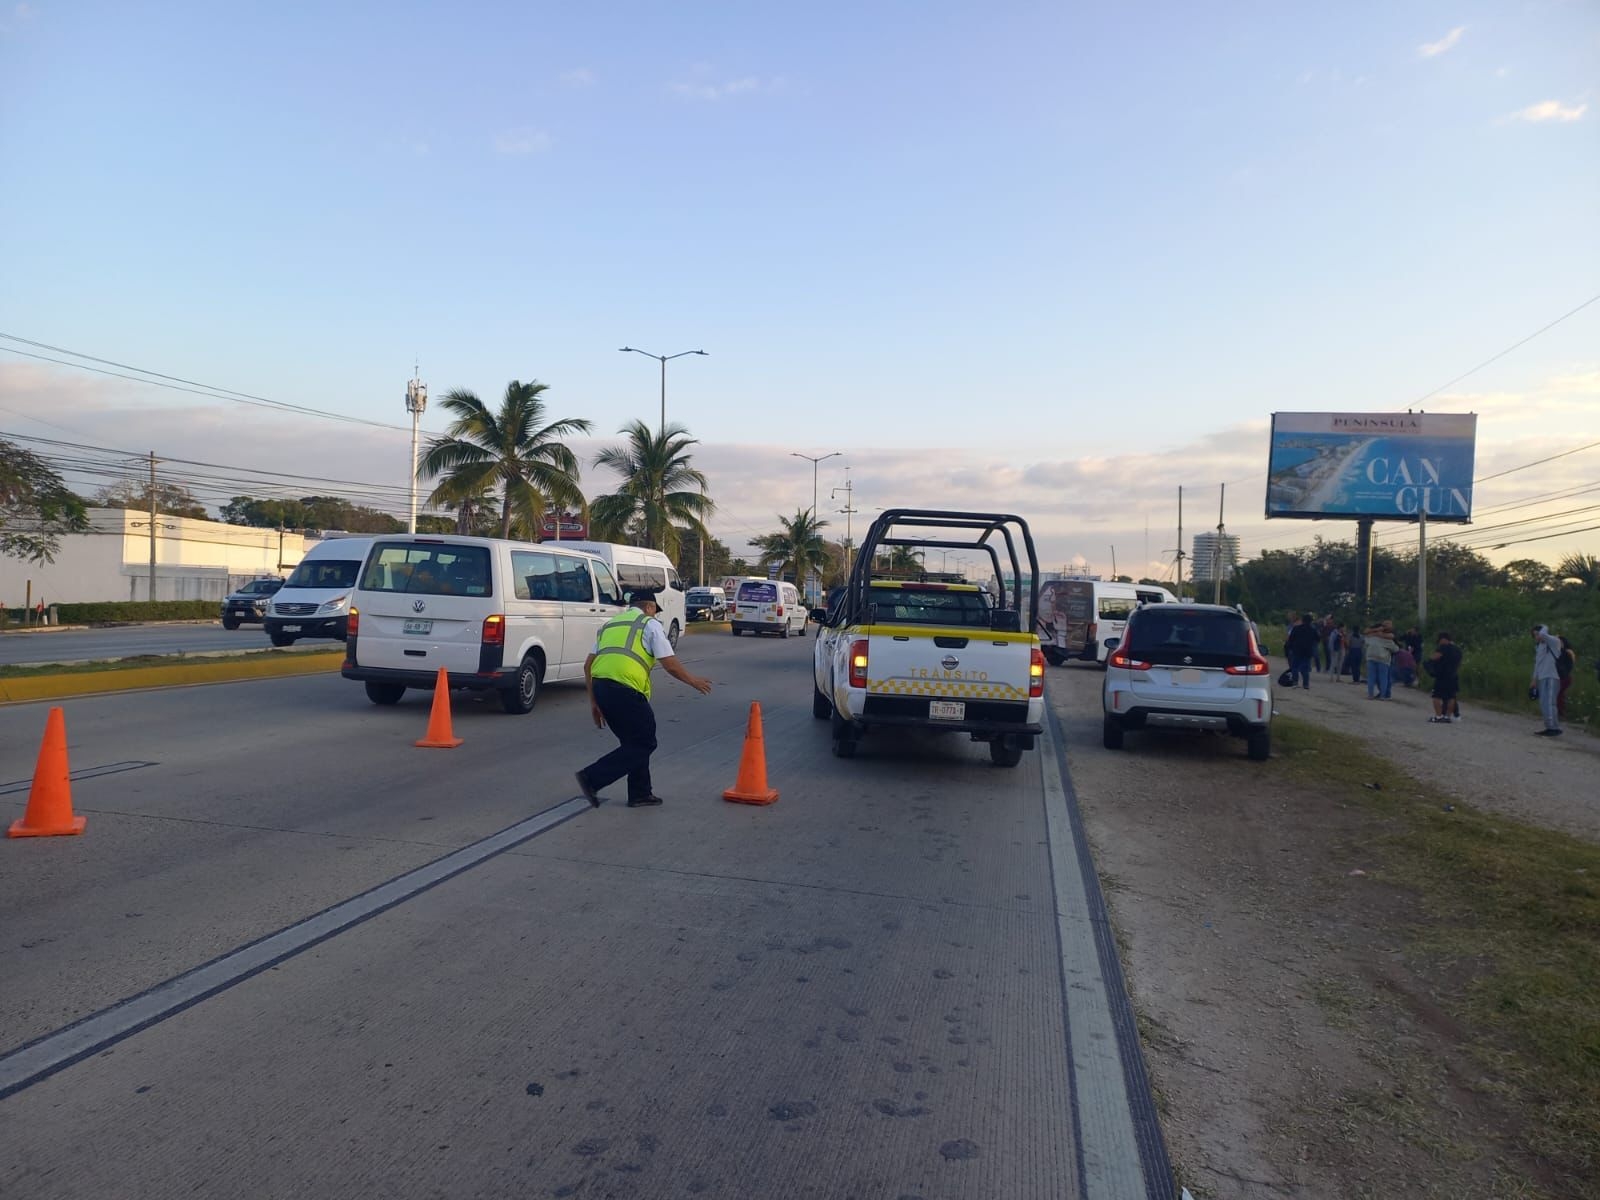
left=4, top=509, right=312, bottom=607
left=1191, top=532, right=1241, bottom=583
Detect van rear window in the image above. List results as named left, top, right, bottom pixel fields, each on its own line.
left=738, top=582, right=777, bottom=602
left=361, top=544, right=493, bottom=597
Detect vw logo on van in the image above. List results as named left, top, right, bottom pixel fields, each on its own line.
left=941, top=655, right=960, bottom=670
left=412, top=599, right=427, bottom=613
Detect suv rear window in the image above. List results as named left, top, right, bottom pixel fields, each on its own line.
left=738, top=582, right=777, bottom=603
left=1124, top=609, right=1252, bottom=666
left=361, top=543, right=493, bottom=597
left=868, top=586, right=991, bottom=627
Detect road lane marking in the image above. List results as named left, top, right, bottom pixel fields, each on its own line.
left=1041, top=710, right=1176, bottom=1199
left=0, top=797, right=588, bottom=1101
left=0, top=760, right=157, bottom=796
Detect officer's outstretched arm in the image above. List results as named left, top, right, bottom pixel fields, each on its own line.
left=661, top=655, right=713, bottom=695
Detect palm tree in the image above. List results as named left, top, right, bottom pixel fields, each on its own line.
left=876, top=545, right=924, bottom=577
left=751, top=509, right=830, bottom=592
left=1555, top=553, right=1600, bottom=589
left=589, top=420, right=713, bottom=558
left=418, top=380, right=592, bottom=540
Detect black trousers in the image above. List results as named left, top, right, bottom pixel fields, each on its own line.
left=582, top=678, right=658, bottom=801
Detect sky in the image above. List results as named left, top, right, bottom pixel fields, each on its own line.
left=2, top=0, right=1597, bottom=582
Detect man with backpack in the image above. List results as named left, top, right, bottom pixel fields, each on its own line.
left=1530, top=624, right=1563, bottom=737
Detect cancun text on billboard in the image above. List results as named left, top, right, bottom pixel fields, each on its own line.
left=1265, top=412, right=1477, bottom=523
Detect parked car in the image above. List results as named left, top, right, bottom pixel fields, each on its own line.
left=686, top=586, right=727, bottom=621
left=1101, top=602, right=1273, bottom=760
left=220, top=578, right=284, bottom=629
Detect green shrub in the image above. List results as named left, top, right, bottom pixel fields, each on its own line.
left=13, top=601, right=220, bottom=624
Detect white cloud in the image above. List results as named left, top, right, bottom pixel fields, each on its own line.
left=1418, top=26, right=1465, bottom=58
left=559, top=68, right=594, bottom=88
left=492, top=128, right=553, bottom=156
left=669, top=75, right=778, bottom=101
left=1502, top=99, right=1587, bottom=124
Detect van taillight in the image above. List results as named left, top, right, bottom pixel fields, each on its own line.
left=347, top=607, right=360, bottom=637
left=1088, top=621, right=1098, bottom=639
left=776, top=605, right=784, bottom=616
left=1029, top=647, right=1046, bottom=697
left=848, top=639, right=869, bottom=688
left=482, top=614, right=505, bottom=646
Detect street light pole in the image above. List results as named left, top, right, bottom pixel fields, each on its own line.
left=618, top=346, right=708, bottom=435
left=791, top=451, right=841, bottom=603
left=406, top=370, right=427, bottom=534
left=831, top=470, right=856, bottom=583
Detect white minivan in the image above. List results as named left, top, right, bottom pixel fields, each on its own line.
left=731, top=578, right=807, bottom=637
left=341, top=534, right=627, bottom=713
left=550, top=541, right=686, bottom=646
left=264, top=536, right=374, bottom=646
left=1036, top=578, right=1178, bottom=665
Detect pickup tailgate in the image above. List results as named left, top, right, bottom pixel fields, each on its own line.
left=862, top=627, right=1036, bottom=722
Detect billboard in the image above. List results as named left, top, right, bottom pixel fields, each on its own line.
left=1266, top=412, right=1477, bottom=522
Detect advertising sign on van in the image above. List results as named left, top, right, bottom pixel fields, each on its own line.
left=1266, top=412, right=1477, bottom=522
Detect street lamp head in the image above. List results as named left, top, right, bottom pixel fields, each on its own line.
left=693, top=350, right=708, bottom=356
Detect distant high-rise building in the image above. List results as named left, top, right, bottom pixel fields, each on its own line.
left=1191, top=532, right=1241, bottom=583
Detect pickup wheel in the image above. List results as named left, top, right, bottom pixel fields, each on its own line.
left=812, top=682, right=832, bottom=719
left=365, top=681, right=406, bottom=706
left=830, top=709, right=858, bottom=758
left=222, top=616, right=241, bottom=631
left=1102, top=715, right=1125, bottom=750
left=989, top=738, right=1024, bottom=768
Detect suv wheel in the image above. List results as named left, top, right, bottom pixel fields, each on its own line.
left=500, top=657, right=542, bottom=715
left=1102, top=715, right=1125, bottom=750
left=1246, top=726, right=1271, bottom=761
left=365, top=681, right=406, bottom=706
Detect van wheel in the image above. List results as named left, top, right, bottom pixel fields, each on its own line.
left=780, top=625, right=789, bottom=639
left=813, top=683, right=832, bottom=719
left=668, top=620, right=681, bottom=648
left=830, top=709, right=858, bottom=758
left=1102, top=716, right=1125, bottom=750
left=501, top=656, right=542, bottom=714
left=730, top=627, right=741, bottom=637
left=270, top=631, right=296, bottom=647
left=989, top=738, right=1024, bottom=768
left=1247, top=727, right=1271, bottom=761
left=364, top=682, right=406, bottom=706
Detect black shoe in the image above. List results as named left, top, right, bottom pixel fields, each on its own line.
left=626, top=794, right=664, bottom=807
left=575, top=771, right=601, bottom=807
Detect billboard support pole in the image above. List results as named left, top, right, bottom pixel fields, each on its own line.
left=1356, top=517, right=1375, bottom=616
left=1417, top=509, right=1428, bottom=632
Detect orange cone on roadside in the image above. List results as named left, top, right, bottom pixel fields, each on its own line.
left=723, top=701, right=779, bottom=806
left=415, top=668, right=463, bottom=749
left=8, top=706, right=87, bottom=838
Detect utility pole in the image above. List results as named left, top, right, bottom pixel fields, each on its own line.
left=1176, top=486, right=1186, bottom=599
left=406, top=369, right=427, bottom=534
left=1213, top=482, right=1226, bottom=605
left=1110, top=545, right=1118, bottom=580
left=148, top=451, right=158, bottom=601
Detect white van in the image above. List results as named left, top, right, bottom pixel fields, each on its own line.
left=551, top=541, right=686, bottom=646
left=341, top=534, right=628, bottom=713
left=1036, top=578, right=1178, bottom=665
left=264, top=536, right=374, bottom=646
left=731, top=578, right=807, bottom=637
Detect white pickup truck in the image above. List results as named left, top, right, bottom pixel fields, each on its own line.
left=810, top=508, right=1046, bottom=767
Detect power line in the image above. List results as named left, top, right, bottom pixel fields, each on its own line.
left=1473, top=438, right=1600, bottom=485
left=1408, top=290, right=1600, bottom=406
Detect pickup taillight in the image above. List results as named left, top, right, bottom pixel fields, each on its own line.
left=848, top=639, right=869, bottom=688
left=1029, top=647, right=1046, bottom=697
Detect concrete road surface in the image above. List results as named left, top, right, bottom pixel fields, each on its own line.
left=0, top=633, right=1171, bottom=1199
left=0, top=622, right=283, bottom=666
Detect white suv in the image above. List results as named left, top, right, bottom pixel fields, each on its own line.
left=1101, top=603, right=1274, bottom=760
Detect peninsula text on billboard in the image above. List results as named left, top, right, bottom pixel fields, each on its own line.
left=1265, top=411, right=1478, bottom=523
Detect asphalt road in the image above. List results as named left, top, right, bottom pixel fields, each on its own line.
left=0, top=634, right=1171, bottom=1199
left=0, top=622, right=288, bottom=665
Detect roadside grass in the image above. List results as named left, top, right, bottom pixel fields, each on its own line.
left=1275, top=716, right=1600, bottom=1190
left=0, top=650, right=333, bottom=679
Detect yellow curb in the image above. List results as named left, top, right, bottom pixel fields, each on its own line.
left=0, top=651, right=346, bottom=704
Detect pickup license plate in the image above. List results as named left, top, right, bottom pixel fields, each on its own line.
left=403, top=619, right=433, bottom=635
left=929, top=700, right=965, bottom=720
left=280, top=624, right=301, bottom=632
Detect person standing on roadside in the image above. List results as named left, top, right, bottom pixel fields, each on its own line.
left=1363, top=622, right=1398, bottom=700
left=1557, top=635, right=1577, bottom=720
left=1285, top=613, right=1320, bottom=690
left=576, top=589, right=714, bottom=808
left=1343, top=624, right=1365, bottom=684
left=1531, top=624, right=1564, bottom=737
left=1427, top=632, right=1462, bottom=723
left=1326, top=622, right=1344, bottom=677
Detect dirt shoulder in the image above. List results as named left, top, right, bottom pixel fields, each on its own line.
left=1048, top=664, right=1599, bottom=1199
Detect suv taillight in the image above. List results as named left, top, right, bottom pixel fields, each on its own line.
left=848, top=639, right=869, bottom=688
left=482, top=614, right=505, bottom=646
left=1225, top=633, right=1270, bottom=675
left=346, top=607, right=360, bottom=637
left=1107, top=644, right=1152, bottom=671
left=1029, top=647, right=1046, bottom=697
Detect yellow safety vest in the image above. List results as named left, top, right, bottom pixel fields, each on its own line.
left=590, top=608, right=658, bottom=697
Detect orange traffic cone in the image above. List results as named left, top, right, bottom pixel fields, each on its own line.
left=415, top=668, right=463, bottom=749
left=723, top=701, right=779, bottom=806
left=8, top=706, right=87, bottom=838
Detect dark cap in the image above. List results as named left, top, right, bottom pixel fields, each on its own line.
left=628, top=589, right=659, bottom=607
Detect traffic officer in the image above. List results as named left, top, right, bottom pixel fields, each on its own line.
left=576, top=589, right=713, bottom=807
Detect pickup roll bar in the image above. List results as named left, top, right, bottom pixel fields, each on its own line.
left=838, top=508, right=1042, bottom=628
